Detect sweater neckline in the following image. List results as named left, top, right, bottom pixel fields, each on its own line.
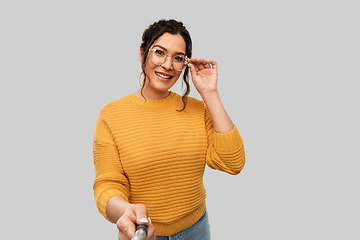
left=128, top=91, right=178, bottom=107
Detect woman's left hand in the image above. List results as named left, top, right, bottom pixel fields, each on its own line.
left=188, top=58, right=234, bottom=133
left=188, top=58, right=218, bottom=97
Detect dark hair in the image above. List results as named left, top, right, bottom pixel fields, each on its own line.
left=140, top=19, right=192, bottom=111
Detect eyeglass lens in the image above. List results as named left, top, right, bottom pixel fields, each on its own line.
left=150, top=49, right=186, bottom=71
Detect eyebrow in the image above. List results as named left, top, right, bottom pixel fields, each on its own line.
left=152, top=45, right=186, bottom=56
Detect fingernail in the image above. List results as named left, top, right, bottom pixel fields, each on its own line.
left=140, top=217, right=148, bottom=223
left=148, top=217, right=151, bottom=223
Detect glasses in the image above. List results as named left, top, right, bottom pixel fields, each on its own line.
left=149, top=48, right=188, bottom=71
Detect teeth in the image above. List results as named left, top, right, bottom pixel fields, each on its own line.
left=156, top=72, right=171, bottom=79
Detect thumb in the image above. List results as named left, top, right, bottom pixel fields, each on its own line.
left=137, top=216, right=149, bottom=225
left=134, top=204, right=150, bottom=225
left=188, top=62, right=195, bottom=73
left=188, top=63, right=198, bottom=81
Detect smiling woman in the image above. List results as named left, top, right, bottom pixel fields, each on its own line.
left=137, top=19, right=193, bottom=107
left=136, top=33, right=187, bottom=100
left=92, top=19, right=246, bottom=240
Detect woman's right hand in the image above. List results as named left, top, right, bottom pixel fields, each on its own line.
left=116, top=204, right=156, bottom=240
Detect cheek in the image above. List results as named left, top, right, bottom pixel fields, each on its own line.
left=143, top=63, right=156, bottom=79
left=172, top=72, right=182, bottom=83
left=143, top=56, right=154, bottom=72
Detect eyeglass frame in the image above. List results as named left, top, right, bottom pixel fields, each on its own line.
left=148, top=48, right=188, bottom=72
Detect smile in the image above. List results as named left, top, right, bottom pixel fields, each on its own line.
left=155, top=71, right=173, bottom=79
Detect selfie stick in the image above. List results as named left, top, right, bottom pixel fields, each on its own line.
left=132, top=224, right=148, bottom=240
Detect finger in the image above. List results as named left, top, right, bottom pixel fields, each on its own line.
left=201, top=59, right=216, bottom=69
left=188, top=57, right=198, bottom=63
left=190, top=58, right=206, bottom=63
left=193, top=58, right=206, bottom=68
left=188, top=63, right=200, bottom=79
left=118, top=229, right=131, bottom=240
left=192, top=58, right=213, bottom=70
left=117, top=220, right=136, bottom=240
left=117, top=213, right=137, bottom=239
left=196, top=58, right=208, bottom=65
left=188, top=61, right=199, bottom=72
left=134, top=204, right=150, bottom=226
left=197, top=64, right=205, bottom=70
left=203, top=62, right=212, bottom=69
left=188, top=58, right=203, bottom=66
left=207, top=59, right=217, bottom=70
left=144, top=217, right=156, bottom=240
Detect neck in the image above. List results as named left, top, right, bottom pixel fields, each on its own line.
left=134, top=87, right=171, bottom=100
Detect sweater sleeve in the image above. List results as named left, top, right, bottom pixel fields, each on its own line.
left=92, top=110, right=130, bottom=222
left=204, top=106, right=245, bottom=175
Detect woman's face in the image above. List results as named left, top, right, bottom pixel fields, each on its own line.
left=142, top=32, right=186, bottom=99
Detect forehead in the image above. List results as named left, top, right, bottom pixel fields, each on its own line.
left=152, top=33, right=186, bottom=54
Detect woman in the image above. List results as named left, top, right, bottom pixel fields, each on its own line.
left=93, top=19, right=245, bottom=240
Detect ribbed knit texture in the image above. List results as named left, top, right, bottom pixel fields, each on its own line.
left=93, top=92, right=245, bottom=236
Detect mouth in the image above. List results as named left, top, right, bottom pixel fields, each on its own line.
left=155, top=71, right=173, bottom=80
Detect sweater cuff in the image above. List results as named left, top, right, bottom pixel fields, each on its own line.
left=96, top=189, right=128, bottom=222
left=213, top=125, right=243, bottom=152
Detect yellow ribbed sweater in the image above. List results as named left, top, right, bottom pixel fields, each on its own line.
left=93, top=92, right=245, bottom=236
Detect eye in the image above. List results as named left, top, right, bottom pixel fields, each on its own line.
left=174, top=55, right=185, bottom=62
left=154, top=49, right=165, bottom=56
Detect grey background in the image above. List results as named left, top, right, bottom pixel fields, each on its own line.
left=1, top=0, right=359, bottom=239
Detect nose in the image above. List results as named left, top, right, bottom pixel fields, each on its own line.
left=161, top=55, right=173, bottom=70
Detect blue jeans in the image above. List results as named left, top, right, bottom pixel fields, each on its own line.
left=156, top=209, right=211, bottom=240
